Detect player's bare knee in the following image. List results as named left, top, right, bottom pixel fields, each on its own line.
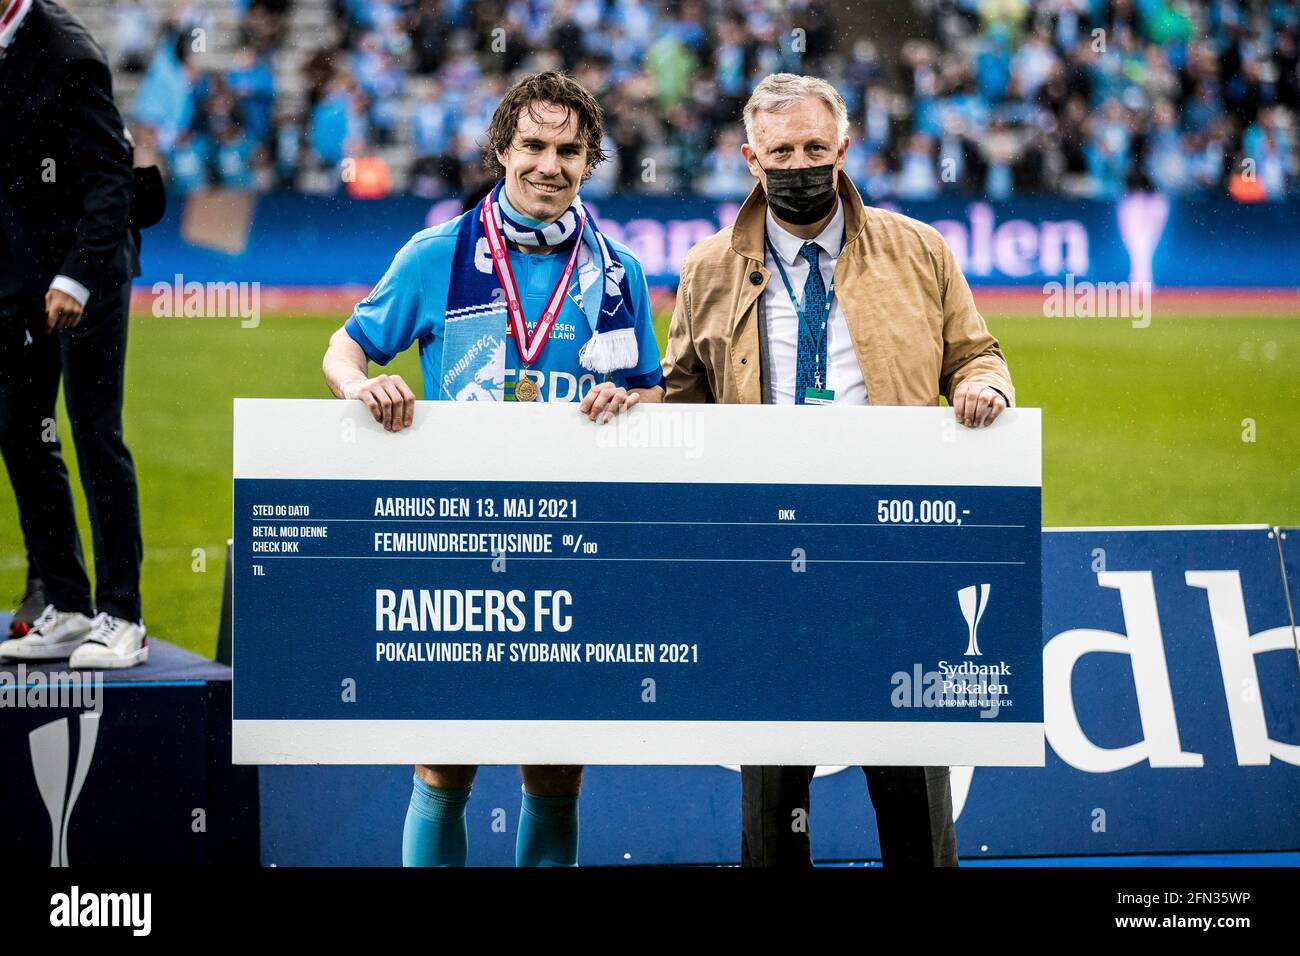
left=415, top=764, right=477, bottom=789
left=520, top=765, right=584, bottom=796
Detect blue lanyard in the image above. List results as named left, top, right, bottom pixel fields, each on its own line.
left=764, top=235, right=838, bottom=379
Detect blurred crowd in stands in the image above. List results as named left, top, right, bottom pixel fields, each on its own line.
left=113, top=0, right=1299, bottom=200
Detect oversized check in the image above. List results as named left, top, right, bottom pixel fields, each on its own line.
left=233, top=400, right=1042, bottom=766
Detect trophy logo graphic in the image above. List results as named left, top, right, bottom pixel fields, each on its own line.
left=958, top=584, right=991, bottom=656
left=29, top=712, right=100, bottom=867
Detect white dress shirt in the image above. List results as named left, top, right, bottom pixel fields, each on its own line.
left=763, top=200, right=868, bottom=405
left=2, top=0, right=91, bottom=309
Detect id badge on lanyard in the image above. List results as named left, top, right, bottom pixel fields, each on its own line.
left=766, top=235, right=838, bottom=405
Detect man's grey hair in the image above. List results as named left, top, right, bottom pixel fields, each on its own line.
left=742, top=74, right=850, bottom=147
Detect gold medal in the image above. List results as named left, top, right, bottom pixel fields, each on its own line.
left=515, top=375, right=540, bottom=402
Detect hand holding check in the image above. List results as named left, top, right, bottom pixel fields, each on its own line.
left=952, top=381, right=1008, bottom=429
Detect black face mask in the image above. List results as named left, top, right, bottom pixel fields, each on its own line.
left=760, top=161, right=838, bottom=224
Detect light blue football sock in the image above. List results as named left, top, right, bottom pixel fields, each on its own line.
left=515, top=789, right=580, bottom=867
left=402, top=775, right=472, bottom=867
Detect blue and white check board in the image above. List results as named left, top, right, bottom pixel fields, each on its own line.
left=232, top=400, right=1043, bottom=766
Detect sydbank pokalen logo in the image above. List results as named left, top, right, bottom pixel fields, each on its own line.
left=958, top=584, right=991, bottom=656
left=30, top=713, right=100, bottom=867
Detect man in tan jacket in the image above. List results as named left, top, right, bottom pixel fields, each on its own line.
left=663, top=74, right=1015, bottom=867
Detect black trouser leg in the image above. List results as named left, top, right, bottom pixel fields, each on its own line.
left=863, top=765, right=959, bottom=867
left=58, top=280, right=142, bottom=622
left=740, top=765, right=815, bottom=867
left=0, top=311, right=92, bottom=615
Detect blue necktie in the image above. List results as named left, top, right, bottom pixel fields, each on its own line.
left=794, top=242, right=828, bottom=404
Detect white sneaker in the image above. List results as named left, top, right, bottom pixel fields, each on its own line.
left=69, top=613, right=149, bottom=669
left=0, top=604, right=94, bottom=661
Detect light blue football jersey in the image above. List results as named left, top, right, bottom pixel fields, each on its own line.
left=344, top=210, right=664, bottom=401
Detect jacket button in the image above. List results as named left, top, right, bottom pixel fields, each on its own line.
left=740, top=357, right=747, bottom=364
left=749, top=271, right=762, bottom=285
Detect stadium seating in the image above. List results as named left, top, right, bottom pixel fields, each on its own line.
left=67, top=0, right=1298, bottom=200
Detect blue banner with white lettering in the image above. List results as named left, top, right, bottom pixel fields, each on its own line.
left=965, top=526, right=1300, bottom=857
left=1279, top=527, right=1300, bottom=635
left=141, top=191, right=1300, bottom=290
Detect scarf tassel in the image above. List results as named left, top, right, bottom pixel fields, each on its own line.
left=578, top=327, right=638, bottom=376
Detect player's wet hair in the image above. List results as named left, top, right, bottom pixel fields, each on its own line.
left=484, top=71, right=608, bottom=182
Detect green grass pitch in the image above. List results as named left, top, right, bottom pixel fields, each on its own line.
left=1, top=311, right=1296, bottom=656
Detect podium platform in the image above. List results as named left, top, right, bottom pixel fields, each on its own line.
left=0, top=617, right=257, bottom=865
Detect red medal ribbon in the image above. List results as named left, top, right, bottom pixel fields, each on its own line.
left=0, top=0, right=31, bottom=38
left=480, top=194, right=586, bottom=366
